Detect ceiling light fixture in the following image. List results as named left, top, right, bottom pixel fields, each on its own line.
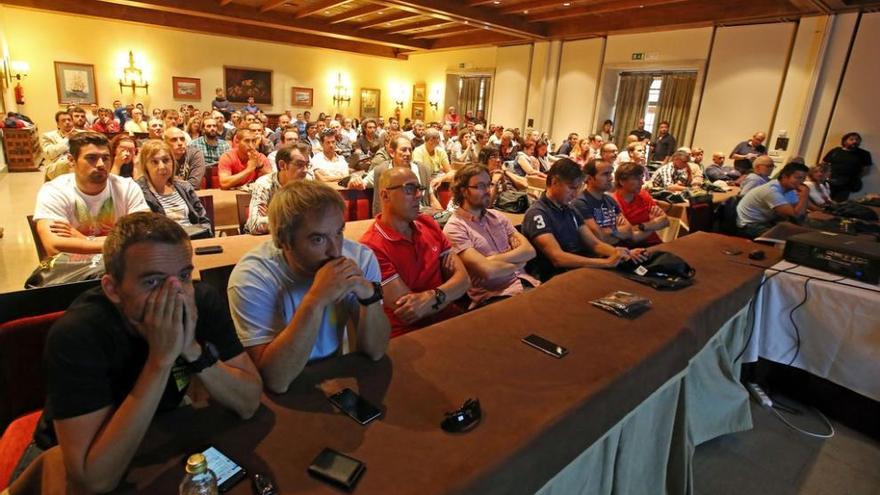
left=563, top=2, right=570, bottom=6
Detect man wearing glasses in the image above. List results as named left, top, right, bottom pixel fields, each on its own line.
left=365, top=136, right=441, bottom=217
left=738, top=155, right=776, bottom=197
left=243, top=143, right=311, bottom=234
left=360, top=167, right=470, bottom=337
left=33, top=132, right=149, bottom=256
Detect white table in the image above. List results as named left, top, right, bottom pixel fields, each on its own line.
left=747, top=260, right=880, bottom=401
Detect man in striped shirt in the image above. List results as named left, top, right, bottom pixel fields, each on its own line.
left=244, top=143, right=310, bottom=235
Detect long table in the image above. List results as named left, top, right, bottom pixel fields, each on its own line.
left=7, top=233, right=779, bottom=494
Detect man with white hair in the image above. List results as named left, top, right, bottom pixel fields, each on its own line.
left=329, top=120, right=354, bottom=158
left=412, top=128, right=451, bottom=176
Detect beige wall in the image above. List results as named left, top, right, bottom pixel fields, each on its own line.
left=692, top=23, right=796, bottom=164
left=550, top=38, right=604, bottom=147
left=489, top=44, right=531, bottom=128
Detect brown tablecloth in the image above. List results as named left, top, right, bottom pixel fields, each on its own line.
left=11, top=233, right=778, bottom=495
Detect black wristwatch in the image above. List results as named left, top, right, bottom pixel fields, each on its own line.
left=357, top=281, right=383, bottom=306
left=431, top=288, right=447, bottom=311
left=185, top=342, right=219, bottom=374
left=637, top=223, right=646, bottom=231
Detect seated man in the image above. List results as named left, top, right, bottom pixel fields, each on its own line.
left=736, top=162, right=810, bottom=238
left=310, top=128, right=353, bottom=182
left=522, top=158, right=638, bottom=281
left=123, top=108, right=148, bottom=134
left=360, top=168, right=470, bottom=337
left=357, top=118, right=382, bottom=157
left=165, top=127, right=206, bottom=189
left=651, top=150, right=704, bottom=191
left=404, top=120, right=426, bottom=149
left=443, top=164, right=538, bottom=307
left=613, top=162, right=670, bottom=246
left=90, top=108, right=121, bottom=134
left=738, top=155, right=775, bottom=196
left=412, top=128, right=451, bottom=175
left=268, top=127, right=300, bottom=171
left=572, top=159, right=638, bottom=246
left=147, top=118, right=165, bottom=140
left=69, top=106, right=90, bottom=131
left=41, top=111, right=76, bottom=180
left=33, top=132, right=149, bottom=256
left=189, top=117, right=231, bottom=168
left=218, top=128, right=271, bottom=190
left=704, top=151, right=741, bottom=182
left=365, top=135, right=441, bottom=217
left=32, top=212, right=261, bottom=492
left=244, top=143, right=310, bottom=234
left=229, top=181, right=389, bottom=393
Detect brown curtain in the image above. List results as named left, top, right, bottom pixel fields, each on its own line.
left=458, top=77, right=484, bottom=118
left=656, top=72, right=697, bottom=147
left=613, top=73, right=653, bottom=148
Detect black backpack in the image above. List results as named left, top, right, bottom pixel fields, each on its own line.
left=617, top=251, right=696, bottom=290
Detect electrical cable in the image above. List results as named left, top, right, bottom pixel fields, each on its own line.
left=768, top=401, right=835, bottom=439
left=786, top=277, right=810, bottom=366
left=733, top=265, right=793, bottom=363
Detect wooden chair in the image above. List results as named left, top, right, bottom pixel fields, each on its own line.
left=200, top=195, right=215, bottom=234
left=236, top=194, right=252, bottom=235
left=25, top=216, right=47, bottom=261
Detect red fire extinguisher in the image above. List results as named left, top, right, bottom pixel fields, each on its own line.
left=14, top=82, right=24, bottom=105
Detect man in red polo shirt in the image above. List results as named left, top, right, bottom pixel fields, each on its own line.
left=218, top=128, right=271, bottom=190
left=360, top=167, right=470, bottom=337
left=613, top=162, right=669, bottom=246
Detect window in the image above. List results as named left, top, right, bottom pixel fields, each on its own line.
left=644, top=77, right=663, bottom=134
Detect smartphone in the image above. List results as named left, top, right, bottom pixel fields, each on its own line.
left=201, top=446, right=247, bottom=492
left=522, top=334, right=569, bottom=359
left=328, top=388, right=383, bottom=425
left=195, top=245, right=223, bottom=255
left=307, top=448, right=366, bottom=491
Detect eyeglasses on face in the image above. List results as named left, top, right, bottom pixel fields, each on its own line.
left=467, top=182, right=491, bottom=192
left=386, top=183, right=427, bottom=195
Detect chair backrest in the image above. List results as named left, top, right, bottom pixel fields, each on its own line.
left=198, top=267, right=235, bottom=311
left=26, top=215, right=47, bottom=262
left=236, top=193, right=252, bottom=235
left=208, top=166, right=220, bottom=189
left=200, top=195, right=215, bottom=232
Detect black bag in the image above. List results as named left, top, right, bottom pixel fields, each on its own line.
left=494, top=190, right=530, bottom=213
left=617, top=251, right=696, bottom=290
left=651, top=190, right=688, bottom=204
left=25, top=253, right=105, bottom=289
left=824, top=201, right=879, bottom=222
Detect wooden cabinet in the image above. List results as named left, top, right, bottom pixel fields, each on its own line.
left=2, top=126, right=41, bottom=172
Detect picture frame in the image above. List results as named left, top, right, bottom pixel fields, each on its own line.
left=360, top=88, right=381, bottom=119
left=412, top=83, right=426, bottom=103
left=412, top=102, right=426, bottom=121
left=172, top=77, right=201, bottom=100
left=54, top=61, right=97, bottom=105
left=224, top=66, right=272, bottom=104
left=291, top=87, right=313, bottom=107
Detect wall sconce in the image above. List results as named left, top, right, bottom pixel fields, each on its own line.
left=332, top=73, right=351, bottom=106
left=393, top=86, right=406, bottom=108
left=119, top=50, right=149, bottom=94
left=428, top=87, right=441, bottom=111
left=10, top=60, right=29, bottom=105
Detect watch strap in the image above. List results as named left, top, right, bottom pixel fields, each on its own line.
left=357, top=281, right=383, bottom=306
left=186, top=342, right=219, bottom=374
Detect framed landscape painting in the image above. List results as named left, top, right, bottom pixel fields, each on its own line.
left=224, top=66, right=272, bottom=104
left=413, top=83, right=426, bottom=102
left=54, top=61, right=97, bottom=105
left=360, top=88, right=380, bottom=119
left=172, top=77, right=201, bottom=100
left=412, top=102, right=426, bottom=121
left=291, top=87, right=313, bottom=107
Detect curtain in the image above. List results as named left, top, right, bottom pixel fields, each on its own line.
left=457, top=77, right=487, bottom=118
left=656, top=73, right=697, bottom=147
left=613, top=73, right=653, bottom=147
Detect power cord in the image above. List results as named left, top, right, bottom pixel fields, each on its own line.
left=747, top=382, right=835, bottom=439
left=734, top=266, right=793, bottom=364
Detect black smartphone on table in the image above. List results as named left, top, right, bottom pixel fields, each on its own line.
left=194, top=245, right=223, bottom=255
left=328, top=388, right=383, bottom=425
left=200, top=446, right=247, bottom=492
left=522, top=334, right=569, bottom=358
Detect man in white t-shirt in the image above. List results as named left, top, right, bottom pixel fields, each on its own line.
left=33, top=132, right=149, bottom=256
left=310, top=129, right=355, bottom=183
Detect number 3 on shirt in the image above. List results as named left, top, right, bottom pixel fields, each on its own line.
left=534, top=215, right=546, bottom=230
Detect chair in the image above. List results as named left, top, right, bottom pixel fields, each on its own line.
left=200, top=195, right=215, bottom=234
left=198, top=266, right=235, bottom=311
left=236, top=193, right=252, bottom=235
left=206, top=165, right=220, bottom=189
left=25, top=216, right=47, bottom=261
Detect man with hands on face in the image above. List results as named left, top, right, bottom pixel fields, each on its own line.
left=229, top=181, right=390, bottom=393
left=218, top=128, right=271, bottom=190
left=360, top=167, right=470, bottom=337
left=29, top=213, right=261, bottom=493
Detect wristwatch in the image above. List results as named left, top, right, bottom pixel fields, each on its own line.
left=185, top=342, right=219, bottom=375
left=637, top=223, right=646, bottom=232
left=431, top=288, right=447, bottom=311
left=357, top=281, right=383, bottom=306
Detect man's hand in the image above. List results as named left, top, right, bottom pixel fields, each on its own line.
left=394, top=291, right=436, bottom=324
left=247, top=150, right=262, bottom=171
left=626, top=248, right=650, bottom=263
left=180, top=289, right=201, bottom=362
left=349, top=175, right=366, bottom=190
left=796, top=184, right=810, bottom=200
left=598, top=250, right=622, bottom=268
left=136, top=278, right=186, bottom=368
left=307, top=257, right=365, bottom=305
left=49, top=220, right=85, bottom=239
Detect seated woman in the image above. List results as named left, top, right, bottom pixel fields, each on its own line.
left=570, top=137, right=593, bottom=167
left=135, top=139, right=213, bottom=239
left=804, top=162, right=834, bottom=211
left=514, top=140, right=547, bottom=178
left=186, top=116, right=202, bottom=141
left=109, top=133, right=138, bottom=178
left=613, top=162, right=670, bottom=246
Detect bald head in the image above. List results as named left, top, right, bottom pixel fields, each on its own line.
left=379, top=166, right=416, bottom=193
left=752, top=132, right=766, bottom=144
left=753, top=155, right=775, bottom=176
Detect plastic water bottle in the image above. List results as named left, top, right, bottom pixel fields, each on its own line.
left=179, top=453, right=218, bottom=495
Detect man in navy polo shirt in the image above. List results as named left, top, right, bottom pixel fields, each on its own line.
left=522, top=158, right=644, bottom=281
left=572, top=159, right=635, bottom=246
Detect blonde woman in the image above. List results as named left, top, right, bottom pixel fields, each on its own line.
left=186, top=116, right=202, bottom=141
left=570, top=137, right=592, bottom=166
left=135, top=139, right=213, bottom=238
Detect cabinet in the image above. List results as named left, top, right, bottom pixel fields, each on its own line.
left=2, top=126, right=41, bottom=172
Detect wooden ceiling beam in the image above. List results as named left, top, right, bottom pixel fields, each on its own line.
left=368, top=0, right=549, bottom=39
left=3, top=0, right=406, bottom=58
left=258, top=0, right=290, bottom=13
left=356, top=11, right=421, bottom=29
left=528, top=0, right=689, bottom=21
left=411, top=25, right=481, bottom=38
left=289, top=0, right=355, bottom=17
left=429, top=30, right=520, bottom=48
left=385, top=19, right=452, bottom=33
left=81, top=0, right=430, bottom=49
left=325, top=4, right=380, bottom=23
left=218, top=0, right=234, bottom=5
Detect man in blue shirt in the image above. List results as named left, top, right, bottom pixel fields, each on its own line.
left=228, top=181, right=390, bottom=393
left=738, top=155, right=776, bottom=197
left=729, top=132, right=767, bottom=174
left=736, top=162, right=809, bottom=238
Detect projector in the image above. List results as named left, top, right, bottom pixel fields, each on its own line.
left=783, top=231, right=880, bottom=284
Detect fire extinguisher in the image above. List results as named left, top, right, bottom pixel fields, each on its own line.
left=14, top=82, right=24, bottom=105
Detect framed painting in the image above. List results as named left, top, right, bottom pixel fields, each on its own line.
left=412, top=83, right=426, bottom=102
left=172, top=77, right=201, bottom=100
left=412, top=102, right=426, bottom=121
left=224, top=66, right=272, bottom=104
left=54, top=61, right=97, bottom=105
left=360, top=88, right=380, bottom=119
left=291, top=87, right=313, bottom=107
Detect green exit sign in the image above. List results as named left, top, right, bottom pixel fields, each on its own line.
left=632, top=52, right=644, bottom=60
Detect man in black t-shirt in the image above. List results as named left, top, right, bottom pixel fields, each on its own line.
left=822, top=132, right=873, bottom=201
left=31, top=212, right=262, bottom=493
left=572, top=159, right=638, bottom=246
left=650, top=121, right=676, bottom=163
left=628, top=118, right=652, bottom=143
